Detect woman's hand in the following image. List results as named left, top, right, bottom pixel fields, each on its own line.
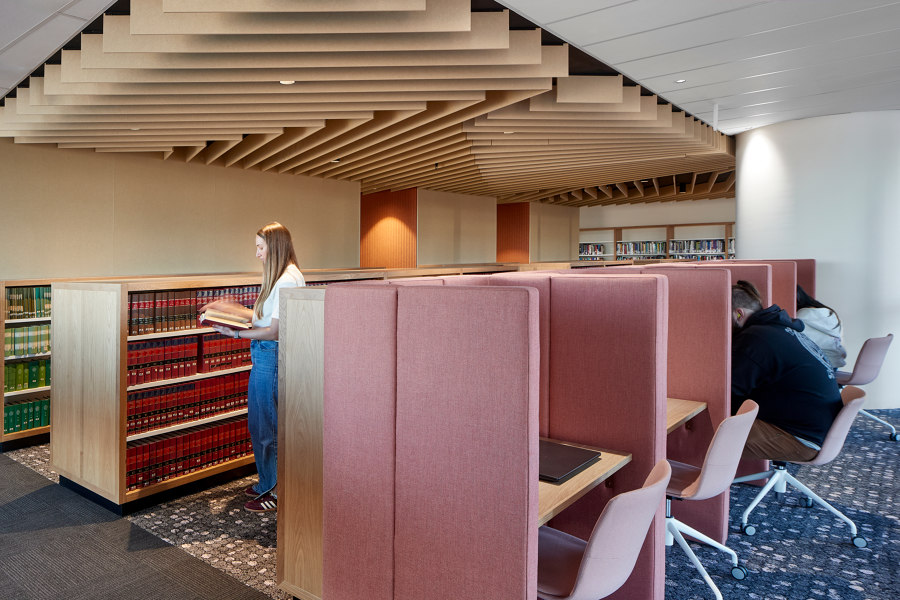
left=210, top=324, right=236, bottom=337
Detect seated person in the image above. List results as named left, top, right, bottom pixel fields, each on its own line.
left=731, top=280, right=843, bottom=462
left=796, top=285, right=847, bottom=369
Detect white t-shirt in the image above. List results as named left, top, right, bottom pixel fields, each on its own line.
left=252, top=264, right=305, bottom=328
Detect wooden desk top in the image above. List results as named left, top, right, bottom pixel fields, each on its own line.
left=538, top=440, right=631, bottom=526
left=666, top=398, right=707, bottom=434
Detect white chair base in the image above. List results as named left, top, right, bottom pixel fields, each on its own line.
left=665, top=500, right=747, bottom=600
left=858, top=409, right=899, bottom=441
left=734, top=464, right=868, bottom=547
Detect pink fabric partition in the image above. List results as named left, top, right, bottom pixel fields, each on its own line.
left=696, top=263, right=772, bottom=305
left=323, top=283, right=540, bottom=600
left=487, top=272, right=553, bottom=437
left=545, top=274, right=668, bottom=600
left=792, top=259, right=816, bottom=296
left=393, top=285, right=540, bottom=600
left=323, top=285, right=400, bottom=600
left=642, top=266, right=733, bottom=544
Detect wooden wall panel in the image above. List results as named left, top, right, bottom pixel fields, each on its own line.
left=360, top=188, right=417, bottom=269
left=496, top=202, right=530, bottom=263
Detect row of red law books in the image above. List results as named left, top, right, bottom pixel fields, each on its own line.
left=128, top=286, right=259, bottom=336
left=199, top=333, right=252, bottom=373
left=126, top=419, right=251, bottom=491
left=127, top=336, right=199, bottom=386
left=126, top=372, right=249, bottom=435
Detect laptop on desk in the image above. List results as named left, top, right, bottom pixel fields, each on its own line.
left=539, top=439, right=602, bottom=484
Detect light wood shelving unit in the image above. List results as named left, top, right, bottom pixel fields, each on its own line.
left=2, top=279, right=54, bottom=448
left=51, top=274, right=263, bottom=507
left=579, top=222, right=735, bottom=262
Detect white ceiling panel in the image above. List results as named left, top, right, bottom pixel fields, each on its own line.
left=0, top=14, right=86, bottom=70
left=62, top=0, right=117, bottom=21
left=501, top=0, right=900, bottom=133
left=0, top=0, right=73, bottom=48
left=493, top=0, right=630, bottom=27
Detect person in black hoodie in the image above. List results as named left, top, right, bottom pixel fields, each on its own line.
left=731, top=280, right=843, bottom=462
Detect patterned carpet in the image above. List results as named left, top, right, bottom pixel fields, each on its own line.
left=6, top=409, right=900, bottom=600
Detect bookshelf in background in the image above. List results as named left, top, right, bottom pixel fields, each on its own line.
left=51, top=275, right=264, bottom=508
left=2, top=280, right=53, bottom=448
left=580, top=222, right=735, bottom=261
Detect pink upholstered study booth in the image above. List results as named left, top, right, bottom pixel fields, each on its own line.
left=323, top=284, right=541, bottom=600
left=391, top=272, right=671, bottom=600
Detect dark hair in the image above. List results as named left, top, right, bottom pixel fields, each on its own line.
left=732, top=280, right=763, bottom=312
left=796, top=285, right=840, bottom=325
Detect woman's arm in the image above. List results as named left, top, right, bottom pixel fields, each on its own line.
left=199, top=299, right=254, bottom=321
left=209, top=318, right=279, bottom=341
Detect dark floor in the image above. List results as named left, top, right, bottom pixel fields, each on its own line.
left=5, top=409, right=900, bottom=600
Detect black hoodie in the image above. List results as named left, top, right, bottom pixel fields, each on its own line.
left=731, top=304, right=843, bottom=447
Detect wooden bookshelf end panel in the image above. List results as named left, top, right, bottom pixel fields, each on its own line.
left=278, top=287, right=325, bottom=600
left=51, top=284, right=122, bottom=502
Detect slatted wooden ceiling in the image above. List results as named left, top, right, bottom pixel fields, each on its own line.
left=0, top=0, right=734, bottom=207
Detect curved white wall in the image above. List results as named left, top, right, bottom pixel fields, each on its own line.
left=736, top=111, right=900, bottom=409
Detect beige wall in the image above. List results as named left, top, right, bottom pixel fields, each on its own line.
left=0, top=139, right=361, bottom=280
left=580, top=197, right=736, bottom=229
left=530, top=202, right=579, bottom=261
left=416, top=188, right=496, bottom=265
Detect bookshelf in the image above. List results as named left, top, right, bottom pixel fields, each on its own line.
left=580, top=222, right=735, bottom=261
left=2, top=280, right=54, bottom=447
left=51, top=275, right=264, bottom=507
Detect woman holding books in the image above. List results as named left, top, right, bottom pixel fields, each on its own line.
left=203, top=222, right=305, bottom=512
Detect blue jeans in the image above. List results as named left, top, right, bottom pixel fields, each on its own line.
left=249, top=339, right=278, bottom=495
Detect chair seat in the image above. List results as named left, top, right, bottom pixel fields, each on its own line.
left=666, top=459, right=702, bottom=499
left=835, top=370, right=851, bottom=385
left=537, top=526, right=586, bottom=599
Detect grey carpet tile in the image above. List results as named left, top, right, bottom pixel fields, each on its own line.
left=0, top=454, right=270, bottom=600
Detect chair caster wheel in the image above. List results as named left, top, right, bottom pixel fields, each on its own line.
left=731, top=565, right=748, bottom=580
left=799, top=497, right=814, bottom=508
left=889, top=432, right=900, bottom=442
left=741, top=524, right=756, bottom=536
left=852, top=536, right=868, bottom=548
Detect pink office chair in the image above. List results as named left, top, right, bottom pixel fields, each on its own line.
left=537, top=460, right=671, bottom=600
left=666, top=400, right=759, bottom=600
left=835, top=334, right=895, bottom=441
left=735, top=386, right=868, bottom=547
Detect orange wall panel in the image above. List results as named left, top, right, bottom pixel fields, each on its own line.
left=496, top=202, right=530, bottom=263
left=360, top=189, right=417, bottom=269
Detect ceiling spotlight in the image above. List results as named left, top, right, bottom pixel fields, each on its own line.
left=675, top=79, right=687, bottom=84
left=503, top=131, right=515, bottom=134
left=130, top=127, right=140, bottom=131
left=279, top=80, right=295, bottom=85
left=331, top=158, right=341, bottom=163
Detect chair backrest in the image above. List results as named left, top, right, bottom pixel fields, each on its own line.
left=681, top=400, right=759, bottom=501
left=805, top=386, right=866, bottom=466
left=836, top=334, right=893, bottom=386
left=571, top=460, right=672, bottom=600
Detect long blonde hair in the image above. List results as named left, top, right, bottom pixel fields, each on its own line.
left=254, top=222, right=299, bottom=319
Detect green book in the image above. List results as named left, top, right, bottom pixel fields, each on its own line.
left=45, top=359, right=51, bottom=386
left=41, top=398, right=50, bottom=427
left=3, top=405, right=10, bottom=433
left=38, top=361, right=46, bottom=387
left=15, top=363, right=25, bottom=390
left=3, top=329, right=10, bottom=358
left=14, top=404, right=22, bottom=432
left=4, top=365, right=12, bottom=392
left=14, top=327, right=23, bottom=357
left=26, top=402, right=34, bottom=430
left=28, top=361, right=39, bottom=389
